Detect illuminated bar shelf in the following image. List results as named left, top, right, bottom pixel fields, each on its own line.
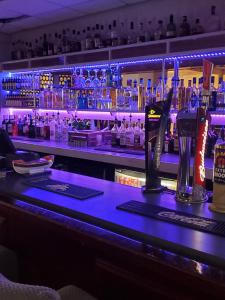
left=2, top=30, right=225, bottom=72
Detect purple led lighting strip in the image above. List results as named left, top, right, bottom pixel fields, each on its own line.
left=7, top=108, right=225, bottom=123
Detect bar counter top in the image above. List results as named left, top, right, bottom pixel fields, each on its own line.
left=12, top=138, right=214, bottom=179
left=0, top=168, right=224, bottom=270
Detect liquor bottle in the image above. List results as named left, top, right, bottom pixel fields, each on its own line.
left=85, top=26, right=93, bottom=50
left=192, top=19, right=204, bottom=35
left=125, top=116, right=134, bottom=148
left=198, top=77, right=203, bottom=108
left=94, top=24, right=101, bottom=49
left=27, top=42, right=33, bottom=59
left=134, top=119, right=144, bottom=149
left=179, top=16, right=190, bottom=36
left=76, top=31, right=82, bottom=51
left=118, top=21, right=127, bottom=45
left=50, top=114, right=56, bottom=141
left=18, top=117, right=23, bottom=136
left=190, top=77, right=198, bottom=110
left=119, top=118, right=126, bottom=148
left=53, top=33, right=58, bottom=54
left=217, top=77, right=225, bottom=111
left=62, top=29, right=67, bottom=53
left=111, top=118, right=118, bottom=146
left=48, top=33, right=54, bottom=56
left=2, top=116, right=7, bottom=131
left=127, top=21, right=136, bottom=44
left=156, top=77, right=163, bottom=102
left=173, top=123, right=179, bottom=153
left=178, top=79, right=186, bottom=110
left=43, top=33, right=48, bottom=56
left=145, top=79, right=153, bottom=105
left=185, top=79, right=192, bottom=107
left=145, top=20, right=154, bottom=42
left=23, top=115, right=29, bottom=137
left=7, top=116, right=13, bottom=136
left=28, top=115, right=36, bottom=138
left=131, top=79, right=138, bottom=110
left=111, top=20, right=118, bottom=47
left=33, top=39, right=39, bottom=57
left=166, top=14, right=176, bottom=38
left=57, top=34, right=62, bottom=54
left=154, top=20, right=165, bottom=40
left=207, top=5, right=221, bottom=32
left=55, top=112, right=62, bottom=142
left=138, top=78, right=145, bottom=111
left=136, top=22, right=145, bottom=43
left=62, top=118, right=69, bottom=142
left=12, top=116, right=18, bottom=137
left=43, top=113, right=50, bottom=140
left=209, top=76, right=217, bottom=111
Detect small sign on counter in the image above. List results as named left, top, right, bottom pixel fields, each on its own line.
left=210, top=143, right=225, bottom=213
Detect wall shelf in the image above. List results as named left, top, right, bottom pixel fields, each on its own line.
left=2, top=30, right=225, bottom=73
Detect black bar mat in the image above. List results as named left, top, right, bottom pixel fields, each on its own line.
left=95, top=146, right=144, bottom=156
left=24, top=178, right=104, bottom=200
left=117, top=200, right=225, bottom=237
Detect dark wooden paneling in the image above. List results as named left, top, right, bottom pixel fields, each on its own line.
left=67, top=51, right=109, bottom=64
left=111, top=43, right=167, bottom=60
left=2, top=61, right=29, bottom=71
left=170, top=34, right=225, bottom=53
left=30, top=56, right=64, bottom=68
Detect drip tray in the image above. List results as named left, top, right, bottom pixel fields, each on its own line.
left=117, top=200, right=225, bottom=237
left=24, top=177, right=104, bottom=200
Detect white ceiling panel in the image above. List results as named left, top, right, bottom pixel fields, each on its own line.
left=0, top=8, right=21, bottom=18
left=70, top=0, right=124, bottom=14
left=0, top=0, right=145, bottom=33
left=121, top=0, right=146, bottom=3
left=47, top=0, right=89, bottom=6
left=0, top=0, right=62, bottom=16
left=38, top=8, right=84, bottom=24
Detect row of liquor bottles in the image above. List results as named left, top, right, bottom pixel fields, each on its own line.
left=2, top=68, right=120, bottom=91
left=1, top=113, right=224, bottom=158
left=10, top=6, right=222, bottom=60
left=3, top=76, right=225, bottom=112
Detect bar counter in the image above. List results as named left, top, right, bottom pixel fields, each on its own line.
left=12, top=138, right=214, bottom=179
left=0, top=169, right=225, bottom=298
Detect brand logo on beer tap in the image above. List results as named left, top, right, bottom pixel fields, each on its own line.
left=148, top=109, right=161, bottom=120
left=199, top=120, right=208, bottom=182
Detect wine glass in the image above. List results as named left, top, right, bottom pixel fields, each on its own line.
left=85, top=69, right=92, bottom=88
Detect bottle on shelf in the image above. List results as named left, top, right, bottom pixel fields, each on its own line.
left=127, top=21, right=136, bottom=44
left=217, top=77, right=225, bottom=111
left=48, top=33, right=54, bottom=56
left=145, top=79, right=153, bottom=105
left=178, top=79, right=186, bottom=110
left=111, top=20, right=119, bottom=47
left=179, top=16, right=190, bottom=36
left=43, top=33, right=48, bottom=56
left=125, top=115, right=134, bottom=148
left=119, top=118, right=127, bottom=147
left=154, top=20, right=165, bottom=40
left=136, top=22, right=145, bottom=43
left=192, top=18, right=204, bottom=35
left=94, top=24, right=101, bottom=49
left=111, top=118, right=119, bottom=146
left=207, top=5, right=221, bottom=33
left=134, top=119, right=144, bottom=149
left=138, top=78, right=145, bottom=111
left=131, top=79, right=138, bottom=111
left=166, top=14, right=177, bottom=38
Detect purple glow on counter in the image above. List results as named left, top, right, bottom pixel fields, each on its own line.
left=7, top=108, right=225, bottom=123
left=7, top=108, right=145, bottom=121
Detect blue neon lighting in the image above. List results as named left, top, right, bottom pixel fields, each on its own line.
left=4, top=50, right=225, bottom=75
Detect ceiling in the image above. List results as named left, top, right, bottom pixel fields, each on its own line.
left=0, top=0, right=145, bottom=34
